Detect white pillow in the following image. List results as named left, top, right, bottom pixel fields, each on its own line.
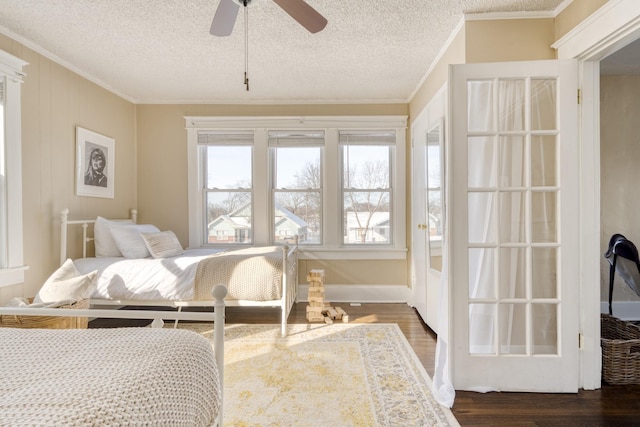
left=94, top=216, right=134, bottom=257
left=141, top=230, right=184, bottom=258
left=33, top=258, right=97, bottom=304
left=109, top=223, right=160, bottom=259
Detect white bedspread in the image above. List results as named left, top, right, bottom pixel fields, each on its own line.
left=0, top=327, right=220, bottom=426
left=74, top=248, right=222, bottom=301
left=74, top=246, right=287, bottom=302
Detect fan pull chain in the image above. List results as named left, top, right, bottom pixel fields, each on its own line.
left=244, top=2, right=249, bottom=91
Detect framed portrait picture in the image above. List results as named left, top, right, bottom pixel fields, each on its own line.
left=75, top=127, right=115, bottom=198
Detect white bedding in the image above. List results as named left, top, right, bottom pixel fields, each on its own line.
left=74, top=248, right=222, bottom=301
left=0, top=327, right=220, bottom=426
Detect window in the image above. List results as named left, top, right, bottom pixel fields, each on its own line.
left=0, top=49, right=27, bottom=287
left=186, top=116, right=407, bottom=259
left=200, top=132, right=253, bottom=245
left=269, top=131, right=323, bottom=245
left=341, top=131, right=394, bottom=245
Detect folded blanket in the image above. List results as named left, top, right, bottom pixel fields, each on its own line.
left=194, top=246, right=283, bottom=301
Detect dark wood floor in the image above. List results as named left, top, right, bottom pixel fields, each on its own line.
left=225, top=302, right=640, bottom=427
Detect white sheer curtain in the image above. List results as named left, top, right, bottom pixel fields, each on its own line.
left=432, top=216, right=454, bottom=406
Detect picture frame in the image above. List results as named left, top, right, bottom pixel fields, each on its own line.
left=75, top=126, right=115, bottom=198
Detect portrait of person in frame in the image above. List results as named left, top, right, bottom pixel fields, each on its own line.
left=76, top=127, right=115, bottom=198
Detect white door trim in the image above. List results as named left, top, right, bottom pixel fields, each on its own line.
left=553, top=0, right=640, bottom=390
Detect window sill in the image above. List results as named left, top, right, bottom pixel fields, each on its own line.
left=299, top=248, right=407, bottom=260
left=0, top=265, right=29, bottom=288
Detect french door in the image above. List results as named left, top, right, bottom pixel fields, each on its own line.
left=448, top=59, right=580, bottom=392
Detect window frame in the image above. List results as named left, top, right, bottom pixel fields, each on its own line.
left=186, top=116, right=407, bottom=260
left=269, top=130, right=324, bottom=246
left=201, top=139, right=254, bottom=246
left=0, top=49, right=27, bottom=288
left=339, top=131, right=396, bottom=246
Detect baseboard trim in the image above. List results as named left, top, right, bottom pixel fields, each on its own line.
left=298, top=284, right=410, bottom=304
left=601, top=301, right=640, bottom=321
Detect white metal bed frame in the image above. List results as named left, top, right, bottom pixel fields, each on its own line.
left=59, top=208, right=299, bottom=337
left=0, top=283, right=227, bottom=426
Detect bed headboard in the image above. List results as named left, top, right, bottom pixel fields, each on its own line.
left=60, top=208, right=137, bottom=264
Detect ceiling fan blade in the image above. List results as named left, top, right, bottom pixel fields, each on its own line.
left=210, top=0, right=240, bottom=36
left=272, top=0, right=327, bottom=34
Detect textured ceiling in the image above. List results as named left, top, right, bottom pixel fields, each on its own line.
left=0, top=0, right=568, bottom=104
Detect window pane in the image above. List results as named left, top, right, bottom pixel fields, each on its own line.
left=272, top=143, right=322, bottom=245
left=468, top=136, right=496, bottom=188
left=499, top=191, right=526, bottom=244
left=275, top=191, right=321, bottom=244
left=532, top=247, right=557, bottom=298
left=499, top=135, right=525, bottom=188
left=343, top=145, right=390, bottom=189
left=532, top=191, right=557, bottom=243
left=344, top=191, right=390, bottom=244
left=531, top=135, right=556, bottom=187
left=469, top=248, right=495, bottom=299
left=469, top=303, right=496, bottom=355
left=342, top=141, right=392, bottom=246
left=531, top=79, right=557, bottom=131
left=532, top=304, right=558, bottom=355
left=467, top=80, right=494, bottom=132
left=206, top=191, right=252, bottom=244
left=207, top=145, right=252, bottom=189
left=468, top=192, right=495, bottom=244
left=499, top=248, right=526, bottom=299
left=499, top=303, right=527, bottom=355
left=498, top=79, right=525, bottom=131
left=275, top=147, right=321, bottom=189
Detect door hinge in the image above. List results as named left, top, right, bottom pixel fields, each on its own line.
left=577, top=89, right=581, bottom=104
left=579, top=333, right=584, bottom=349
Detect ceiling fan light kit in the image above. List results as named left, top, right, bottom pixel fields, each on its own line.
left=210, top=0, right=327, bottom=91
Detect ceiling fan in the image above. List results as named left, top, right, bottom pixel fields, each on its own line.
left=210, top=0, right=328, bottom=36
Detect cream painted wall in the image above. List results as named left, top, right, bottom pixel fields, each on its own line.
left=409, top=28, right=465, bottom=122
left=135, top=103, right=409, bottom=287
left=465, top=18, right=556, bottom=63
left=555, top=0, right=608, bottom=40
left=0, top=35, right=136, bottom=304
left=409, top=18, right=555, bottom=124
left=600, top=75, right=640, bottom=302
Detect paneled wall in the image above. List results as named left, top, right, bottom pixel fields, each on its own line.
left=0, top=35, right=136, bottom=303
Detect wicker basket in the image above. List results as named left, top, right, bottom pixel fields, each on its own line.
left=601, top=313, right=640, bottom=385
left=0, top=299, right=89, bottom=329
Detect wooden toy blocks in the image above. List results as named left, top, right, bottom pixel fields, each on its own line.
left=305, top=269, right=349, bottom=323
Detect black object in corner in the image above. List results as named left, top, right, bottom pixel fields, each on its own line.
left=604, top=234, right=640, bottom=315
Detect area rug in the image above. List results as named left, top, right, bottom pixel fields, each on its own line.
left=178, top=322, right=459, bottom=427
